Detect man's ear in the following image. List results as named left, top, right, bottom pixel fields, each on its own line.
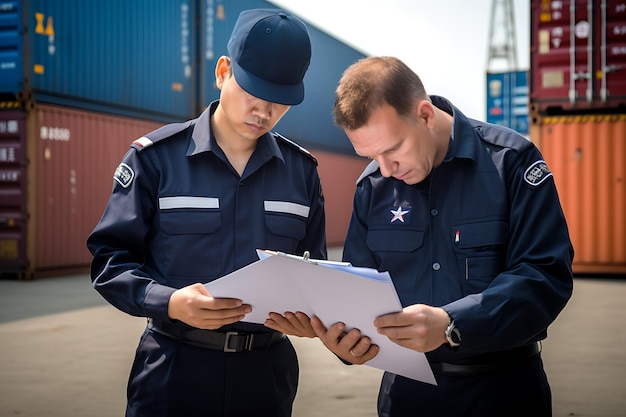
left=416, top=100, right=436, bottom=129
left=214, top=56, right=231, bottom=90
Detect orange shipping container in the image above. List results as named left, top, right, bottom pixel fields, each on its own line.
left=534, top=114, right=626, bottom=274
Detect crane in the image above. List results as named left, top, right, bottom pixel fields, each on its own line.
left=487, top=0, right=519, bottom=72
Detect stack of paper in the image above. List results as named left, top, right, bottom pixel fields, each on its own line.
left=204, top=250, right=436, bottom=385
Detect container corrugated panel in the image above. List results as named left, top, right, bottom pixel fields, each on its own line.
left=0, top=105, right=163, bottom=277
left=2, top=103, right=364, bottom=277
left=0, top=110, right=27, bottom=275
left=538, top=114, right=626, bottom=274
left=31, top=105, right=162, bottom=274
left=1, top=0, right=196, bottom=122
left=313, top=151, right=369, bottom=246
left=203, top=0, right=366, bottom=154
left=530, top=0, right=626, bottom=114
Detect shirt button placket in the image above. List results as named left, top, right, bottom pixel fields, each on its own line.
left=430, top=208, right=440, bottom=271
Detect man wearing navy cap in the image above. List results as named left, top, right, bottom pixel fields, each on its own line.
left=87, top=8, right=326, bottom=417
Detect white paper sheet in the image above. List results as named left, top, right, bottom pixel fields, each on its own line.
left=204, top=250, right=436, bottom=385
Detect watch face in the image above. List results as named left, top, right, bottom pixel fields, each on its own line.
left=451, top=327, right=461, bottom=344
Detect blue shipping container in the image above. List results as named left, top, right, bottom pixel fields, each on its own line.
left=486, top=70, right=529, bottom=135
left=0, top=0, right=196, bottom=121
left=204, top=0, right=366, bottom=154
left=1, top=0, right=367, bottom=151
left=0, top=1, right=24, bottom=100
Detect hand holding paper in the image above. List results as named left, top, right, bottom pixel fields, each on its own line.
left=265, top=311, right=317, bottom=338
left=310, top=316, right=380, bottom=366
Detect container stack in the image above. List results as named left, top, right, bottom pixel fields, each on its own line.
left=529, top=0, right=626, bottom=274
left=0, top=0, right=368, bottom=278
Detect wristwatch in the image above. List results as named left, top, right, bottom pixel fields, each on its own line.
left=445, top=318, right=462, bottom=347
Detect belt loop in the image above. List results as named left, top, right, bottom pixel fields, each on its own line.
left=245, top=334, right=255, bottom=351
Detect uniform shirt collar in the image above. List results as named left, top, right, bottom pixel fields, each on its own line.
left=186, top=100, right=285, bottom=164
left=431, top=95, right=477, bottom=162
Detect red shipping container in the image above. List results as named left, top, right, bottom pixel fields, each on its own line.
left=0, top=110, right=28, bottom=274
left=0, top=105, right=163, bottom=278
left=530, top=0, right=626, bottom=113
left=1, top=104, right=368, bottom=278
left=313, top=151, right=369, bottom=246
left=536, top=114, right=626, bottom=274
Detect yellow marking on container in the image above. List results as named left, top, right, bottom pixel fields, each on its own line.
left=35, top=12, right=45, bottom=34
left=45, top=16, right=55, bottom=36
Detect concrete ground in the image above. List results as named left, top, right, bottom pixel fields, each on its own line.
left=1, top=250, right=625, bottom=416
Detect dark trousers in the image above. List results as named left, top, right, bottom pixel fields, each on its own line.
left=125, top=328, right=299, bottom=417
left=378, top=355, right=552, bottom=417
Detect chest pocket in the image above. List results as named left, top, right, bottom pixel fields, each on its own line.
left=366, top=228, right=425, bottom=253
left=451, top=220, right=508, bottom=293
left=264, top=213, right=307, bottom=253
left=159, top=210, right=222, bottom=283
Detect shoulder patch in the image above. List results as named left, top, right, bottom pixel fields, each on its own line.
left=272, top=132, right=318, bottom=165
left=114, top=163, right=134, bottom=188
left=132, top=136, right=153, bottom=149
left=524, top=160, right=552, bottom=187
left=131, top=120, right=193, bottom=151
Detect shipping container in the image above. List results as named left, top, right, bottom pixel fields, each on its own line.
left=0, top=0, right=197, bottom=122
left=0, top=105, right=163, bottom=278
left=314, top=152, right=369, bottom=246
left=1, top=0, right=367, bottom=152
left=486, top=70, right=530, bottom=134
left=203, top=0, right=367, bottom=154
left=0, top=104, right=367, bottom=277
left=0, top=110, right=27, bottom=273
left=530, top=0, right=626, bottom=114
left=531, top=114, right=626, bottom=274
left=0, top=0, right=372, bottom=277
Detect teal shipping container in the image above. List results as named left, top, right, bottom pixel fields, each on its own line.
left=486, top=70, right=529, bottom=135
left=0, top=0, right=197, bottom=121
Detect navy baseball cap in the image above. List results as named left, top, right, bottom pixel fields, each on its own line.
left=227, top=9, right=311, bottom=105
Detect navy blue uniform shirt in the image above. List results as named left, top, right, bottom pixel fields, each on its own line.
left=343, top=96, right=573, bottom=363
left=87, top=101, right=327, bottom=332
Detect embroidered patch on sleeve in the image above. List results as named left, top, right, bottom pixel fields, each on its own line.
left=524, top=160, right=552, bottom=187
left=114, top=163, right=134, bottom=188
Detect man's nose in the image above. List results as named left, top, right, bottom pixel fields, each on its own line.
left=377, top=157, right=395, bottom=178
left=253, top=100, right=272, bottom=120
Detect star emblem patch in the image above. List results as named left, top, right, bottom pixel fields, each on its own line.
left=390, top=206, right=411, bottom=223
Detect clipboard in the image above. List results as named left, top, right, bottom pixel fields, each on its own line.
left=204, top=249, right=437, bottom=385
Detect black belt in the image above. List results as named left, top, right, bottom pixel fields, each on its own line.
left=147, top=319, right=285, bottom=352
left=430, top=343, right=541, bottom=377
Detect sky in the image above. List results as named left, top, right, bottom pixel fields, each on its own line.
left=269, top=0, right=530, bottom=120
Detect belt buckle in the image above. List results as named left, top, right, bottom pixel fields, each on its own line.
left=223, top=332, right=255, bottom=352
left=224, top=332, right=239, bottom=352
